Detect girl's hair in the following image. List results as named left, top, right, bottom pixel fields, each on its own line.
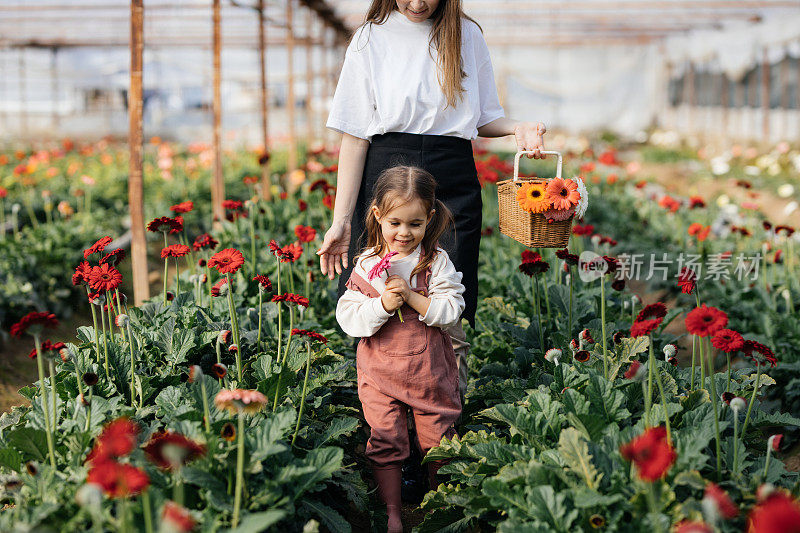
left=363, top=166, right=454, bottom=278
left=358, top=0, right=481, bottom=109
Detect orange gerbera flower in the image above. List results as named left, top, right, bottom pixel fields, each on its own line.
left=516, top=182, right=550, bottom=213
left=546, top=178, right=581, bottom=210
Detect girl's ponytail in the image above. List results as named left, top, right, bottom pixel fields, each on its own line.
left=411, top=198, right=454, bottom=278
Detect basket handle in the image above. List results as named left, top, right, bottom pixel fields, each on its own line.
left=513, top=150, right=562, bottom=183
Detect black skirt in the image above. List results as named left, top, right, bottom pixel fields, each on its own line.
left=337, top=132, right=482, bottom=327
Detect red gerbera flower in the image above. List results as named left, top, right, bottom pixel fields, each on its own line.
left=73, top=261, right=92, bottom=286
left=28, top=339, right=65, bottom=359
left=294, top=225, right=317, bottom=243
left=10, top=311, right=59, bottom=338
left=99, top=248, right=126, bottom=267
left=519, top=260, right=549, bottom=277
left=252, top=275, right=272, bottom=293
left=290, top=328, right=328, bottom=344
left=192, top=233, right=218, bottom=251
left=521, top=250, right=542, bottom=264
left=747, top=492, right=800, bottom=533
left=630, top=319, right=662, bottom=338
left=624, top=361, right=645, bottom=380
left=635, top=302, right=667, bottom=323
left=170, top=201, right=194, bottom=214
left=87, top=459, right=149, bottom=498
left=674, top=521, right=713, bottom=533
left=147, top=216, right=182, bottom=234
left=143, top=431, right=205, bottom=471
left=222, top=199, right=243, bottom=211
left=86, top=417, right=140, bottom=463
left=83, top=236, right=113, bottom=259
left=619, top=426, right=676, bottom=481
left=298, top=199, right=308, bottom=212
left=211, top=278, right=228, bottom=297
left=87, top=263, right=123, bottom=292
left=685, top=305, right=728, bottom=337
left=161, top=244, right=191, bottom=258
left=678, top=267, right=697, bottom=295
left=703, top=482, right=738, bottom=520
left=711, top=329, right=744, bottom=353
left=208, top=248, right=245, bottom=274
left=322, top=193, right=335, bottom=210
left=271, top=293, right=309, bottom=308
left=742, top=340, right=777, bottom=367
left=161, top=501, right=196, bottom=533
left=309, top=179, right=330, bottom=193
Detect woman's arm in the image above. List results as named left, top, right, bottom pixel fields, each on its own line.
left=317, top=132, right=370, bottom=279
left=478, top=118, right=548, bottom=159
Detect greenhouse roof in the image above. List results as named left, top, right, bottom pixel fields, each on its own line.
left=1, top=0, right=799, bottom=49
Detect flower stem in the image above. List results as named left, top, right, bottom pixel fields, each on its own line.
left=257, top=290, right=263, bottom=351
left=276, top=259, right=282, bottom=360
left=646, top=483, right=664, bottom=533
left=699, top=331, right=706, bottom=390
left=732, top=408, right=740, bottom=477
left=763, top=444, right=772, bottom=480
left=601, top=276, right=608, bottom=379
left=225, top=273, right=243, bottom=382
left=48, top=359, right=58, bottom=435
left=34, top=336, right=56, bottom=468
left=726, top=353, right=732, bottom=393
left=199, top=377, right=211, bottom=433
left=175, top=259, right=180, bottom=297
left=232, top=413, right=245, bottom=528
left=100, top=302, right=109, bottom=380
left=87, top=288, right=102, bottom=364
left=272, top=306, right=294, bottom=411
left=741, top=363, right=762, bottom=438
left=568, top=270, right=574, bottom=337
left=542, top=265, right=552, bottom=322
left=690, top=335, right=696, bottom=391
left=141, top=490, right=154, bottom=533
left=533, top=276, right=543, bottom=349
left=127, top=323, right=136, bottom=407
left=291, top=342, right=312, bottom=447
left=649, top=337, right=672, bottom=443
left=163, top=258, right=169, bottom=305
left=705, top=337, right=723, bottom=478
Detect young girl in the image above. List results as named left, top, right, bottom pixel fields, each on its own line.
left=336, top=166, right=464, bottom=533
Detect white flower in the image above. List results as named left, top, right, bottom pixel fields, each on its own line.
left=778, top=184, right=795, bottom=198
left=574, top=176, right=589, bottom=218
left=115, top=313, right=129, bottom=328
left=662, top=344, right=676, bottom=360
left=75, top=483, right=103, bottom=509
left=545, top=348, right=562, bottom=365
left=730, top=397, right=746, bottom=413
left=710, top=157, right=730, bottom=175
left=590, top=235, right=601, bottom=247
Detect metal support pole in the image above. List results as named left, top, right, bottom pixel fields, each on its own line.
left=258, top=0, right=271, bottom=199
left=287, top=0, right=297, bottom=173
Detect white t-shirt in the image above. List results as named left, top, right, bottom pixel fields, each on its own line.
left=336, top=244, right=466, bottom=338
left=326, top=11, right=505, bottom=141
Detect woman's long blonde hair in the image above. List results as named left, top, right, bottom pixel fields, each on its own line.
left=359, top=0, right=481, bottom=109
left=363, top=166, right=454, bottom=279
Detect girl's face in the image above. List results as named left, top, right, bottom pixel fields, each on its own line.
left=395, top=0, right=440, bottom=23
left=372, top=197, right=433, bottom=257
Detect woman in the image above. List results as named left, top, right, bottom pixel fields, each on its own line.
left=317, top=0, right=546, bottom=505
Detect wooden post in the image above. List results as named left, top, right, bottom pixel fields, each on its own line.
left=19, top=49, right=27, bottom=139
left=257, top=0, right=271, bottom=199
left=51, top=47, right=59, bottom=132
left=762, top=48, right=770, bottom=141
left=129, top=0, right=149, bottom=305
left=212, top=0, right=224, bottom=224
left=287, top=0, right=297, bottom=173
left=305, top=8, right=314, bottom=146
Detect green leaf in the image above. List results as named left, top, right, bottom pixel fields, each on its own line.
left=585, top=376, right=630, bottom=426
left=228, top=510, right=287, bottom=533
left=558, top=427, right=601, bottom=489
left=416, top=507, right=474, bottom=533
left=155, top=386, right=194, bottom=420
left=300, top=499, right=350, bottom=533
left=181, top=466, right=226, bottom=493
left=526, top=485, right=577, bottom=531
left=312, top=416, right=358, bottom=447
left=609, top=336, right=649, bottom=381
left=0, top=446, right=23, bottom=472
left=6, top=427, right=48, bottom=463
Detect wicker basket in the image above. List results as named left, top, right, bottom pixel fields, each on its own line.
left=497, top=150, right=573, bottom=248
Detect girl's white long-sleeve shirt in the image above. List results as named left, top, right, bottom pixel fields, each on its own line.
left=336, top=245, right=466, bottom=338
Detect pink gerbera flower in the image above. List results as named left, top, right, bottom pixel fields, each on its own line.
left=367, top=251, right=398, bottom=281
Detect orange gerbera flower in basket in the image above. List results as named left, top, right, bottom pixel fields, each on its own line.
left=546, top=178, right=581, bottom=210
left=516, top=182, right=550, bottom=213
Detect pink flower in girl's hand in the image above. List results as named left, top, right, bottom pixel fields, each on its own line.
left=367, top=251, right=404, bottom=322
left=367, top=251, right=398, bottom=281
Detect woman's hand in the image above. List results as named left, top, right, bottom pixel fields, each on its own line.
left=385, top=275, right=411, bottom=300
left=514, top=121, right=547, bottom=159
left=317, top=219, right=351, bottom=280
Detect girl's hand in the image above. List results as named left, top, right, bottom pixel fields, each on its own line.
left=317, top=219, right=351, bottom=280
left=514, top=122, right=547, bottom=159
left=385, top=275, right=411, bottom=300
left=380, top=287, right=405, bottom=314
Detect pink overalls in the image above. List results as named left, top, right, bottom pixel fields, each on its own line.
left=345, top=266, right=462, bottom=468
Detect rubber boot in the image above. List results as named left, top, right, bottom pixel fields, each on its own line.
left=372, top=464, right=403, bottom=533
left=401, top=410, right=426, bottom=504
left=426, top=459, right=448, bottom=492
